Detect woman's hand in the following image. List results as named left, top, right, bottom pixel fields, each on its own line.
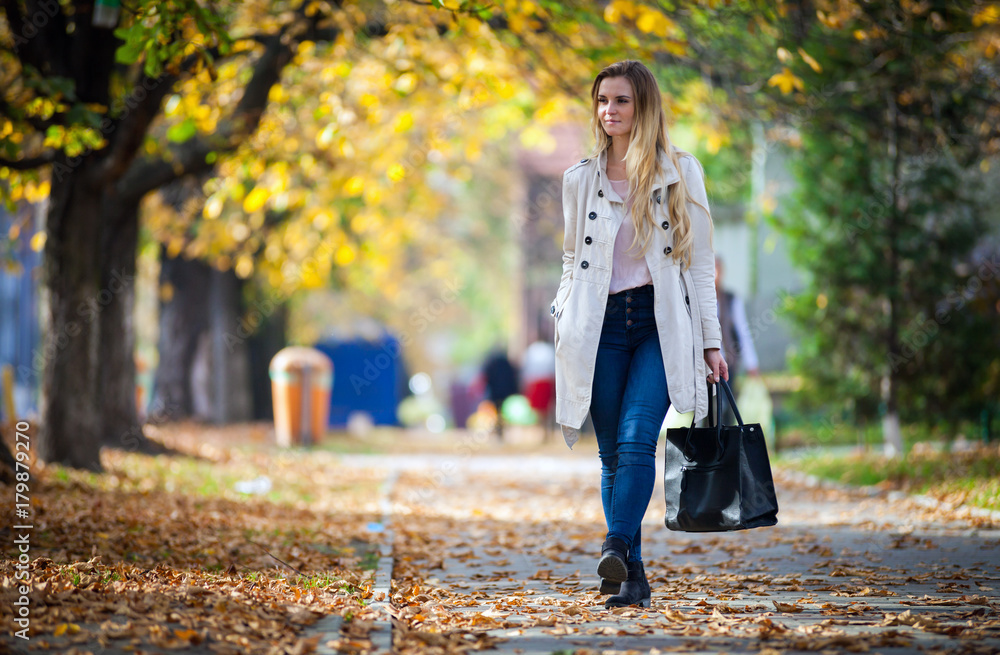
left=704, top=348, right=729, bottom=384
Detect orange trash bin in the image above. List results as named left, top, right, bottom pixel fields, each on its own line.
left=269, top=347, right=334, bottom=447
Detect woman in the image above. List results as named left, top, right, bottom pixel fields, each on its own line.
left=550, top=60, right=728, bottom=609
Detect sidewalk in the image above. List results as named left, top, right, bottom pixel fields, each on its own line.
left=3, top=428, right=997, bottom=654
left=384, top=449, right=1000, bottom=654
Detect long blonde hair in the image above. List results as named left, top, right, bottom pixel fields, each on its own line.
left=589, top=60, right=705, bottom=269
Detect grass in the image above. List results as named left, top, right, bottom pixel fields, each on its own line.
left=773, top=414, right=992, bottom=451
left=777, top=443, right=1000, bottom=511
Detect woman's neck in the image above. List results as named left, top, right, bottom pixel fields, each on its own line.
left=608, top=136, right=629, bottom=166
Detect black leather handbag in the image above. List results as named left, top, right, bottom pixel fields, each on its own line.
left=663, top=379, right=779, bottom=532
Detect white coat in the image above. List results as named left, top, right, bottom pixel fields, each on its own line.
left=550, top=148, right=722, bottom=448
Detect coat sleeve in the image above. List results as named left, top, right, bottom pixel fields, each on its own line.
left=551, top=167, right=578, bottom=317
left=681, top=154, right=722, bottom=350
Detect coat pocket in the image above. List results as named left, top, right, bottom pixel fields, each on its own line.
left=678, top=273, right=693, bottom=319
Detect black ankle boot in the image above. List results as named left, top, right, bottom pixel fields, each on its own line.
left=599, top=578, right=621, bottom=594
left=597, top=536, right=629, bottom=584
left=604, top=559, right=651, bottom=609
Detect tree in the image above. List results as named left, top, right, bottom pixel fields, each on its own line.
left=1, top=0, right=805, bottom=470
left=0, top=0, right=337, bottom=468
left=764, top=0, right=1000, bottom=452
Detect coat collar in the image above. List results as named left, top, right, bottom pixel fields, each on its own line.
left=595, top=147, right=681, bottom=192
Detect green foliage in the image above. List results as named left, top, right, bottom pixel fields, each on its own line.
left=767, top=0, right=1000, bottom=429
left=113, top=0, right=232, bottom=77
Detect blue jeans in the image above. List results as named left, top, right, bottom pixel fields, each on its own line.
left=590, top=284, right=670, bottom=564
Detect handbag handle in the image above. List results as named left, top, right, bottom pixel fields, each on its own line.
left=680, top=378, right=744, bottom=461
left=717, top=377, right=744, bottom=426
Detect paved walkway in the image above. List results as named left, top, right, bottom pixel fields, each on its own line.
left=376, top=452, right=1000, bottom=654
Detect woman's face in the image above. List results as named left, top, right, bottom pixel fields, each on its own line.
left=597, top=76, right=635, bottom=138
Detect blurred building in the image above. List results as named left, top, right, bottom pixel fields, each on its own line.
left=0, top=202, right=42, bottom=419
left=512, top=124, right=589, bottom=356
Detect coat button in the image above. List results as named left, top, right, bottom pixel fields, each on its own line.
left=581, top=261, right=589, bottom=269
left=685, top=295, right=690, bottom=304
left=588, top=211, right=597, bottom=220
left=626, top=307, right=633, bottom=314
left=662, top=221, right=669, bottom=229
left=664, top=246, right=673, bottom=255
left=598, top=190, right=604, bottom=197
left=580, top=158, right=587, bottom=163
left=585, top=236, right=592, bottom=245
left=551, top=305, right=556, bottom=315
left=627, top=319, right=634, bottom=326
left=656, top=195, right=662, bottom=204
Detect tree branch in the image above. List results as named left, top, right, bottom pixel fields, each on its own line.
left=97, top=44, right=233, bottom=185
left=0, top=151, right=57, bottom=169
left=118, top=3, right=341, bottom=202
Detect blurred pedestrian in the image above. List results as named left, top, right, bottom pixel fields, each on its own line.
left=551, top=60, right=727, bottom=609
left=521, top=340, right=556, bottom=441
left=481, top=348, right=518, bottom=440
left=715, top=256, right=760, bottom=424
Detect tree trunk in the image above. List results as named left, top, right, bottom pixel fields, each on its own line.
left=38, top=166, right=103, bottom=470
left=0, top=431, right=16, bottom=484
left=208, top=268, right=253, bottom=424
left=98, top=199, right=145, bottom=451
left=148, top=241, right=255, bottom=427
left=882, top=92, right=905, bottom=458
left=148, top=249, right=212, bottom=422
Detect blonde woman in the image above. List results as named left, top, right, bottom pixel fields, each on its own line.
left=550, top=60, right=728, bottom=608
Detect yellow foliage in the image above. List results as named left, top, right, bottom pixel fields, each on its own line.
left=130, top=0, right=733, bottom=321
left=768, top=67, right=805, bottom=94
left=518, top=125, right=557, bottom=152
left=243, top=187, right=270, bottom=213
left=166, top=238, right=185, bottom=259
left=635, top=7, right=677, bottom=37
left=23, top=180, right=50, bottom=203
left=393, top=112, right=414, bottom=133
left=204, top=195, right=224, bottom=220
left=394, top=73, right=418, bottom=94
left=387, top=164, right=406, bottom=182
left=335, top=244, right=356, bottom=266
left=235, top=255, right=254, bottom=279
left=343, top=176, right=365, bottom=196
left=973, top=5, right=1000, bottom=26
left=604, top=0, right=638, bottom=24
left=363, top=185, right=383, bottom=205
left=797, top=48, right=822, bottom=73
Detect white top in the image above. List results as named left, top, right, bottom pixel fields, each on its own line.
left=607, top=176, right=653, bottom=294
left=521, top=340, right=556, bottom=383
